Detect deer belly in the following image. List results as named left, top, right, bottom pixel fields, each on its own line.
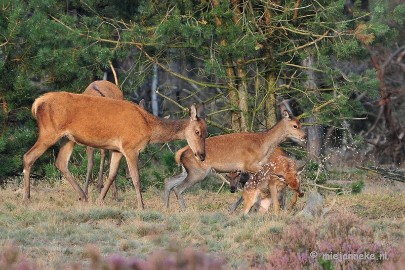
left=65, top=131, right=122, bottom=151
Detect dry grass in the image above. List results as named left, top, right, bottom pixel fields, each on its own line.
left=0, top=174, right=404, bottom=269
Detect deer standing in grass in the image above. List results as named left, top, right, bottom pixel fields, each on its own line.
left=81, top=81, right=145, bottom=199
left=227, top=147, right=303, bottom=215
left=23, top=92, right=206, bottom=209
left=164, top=111, right=306, bottom=209
left=82, top=80, right=124, bottom=198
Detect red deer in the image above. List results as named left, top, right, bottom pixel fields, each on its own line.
left=227, top=148, right=303, bottom=215
left=164, top=111, right=306, bottom=209
left=82, top=81, right=145, bottom=199
left=23, top=92, right=206, bottom=209
left=81, top=80, right=124, bottom=198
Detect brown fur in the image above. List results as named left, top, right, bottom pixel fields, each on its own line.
left=241, top=148, right=302, bottom=215
left=227, top=148, right=302, bottom=214
left=23, top=92, right=206, bottom=209
left=164, top=111, right=306, bottom=209
left=81, top=80, right=124, bottom=197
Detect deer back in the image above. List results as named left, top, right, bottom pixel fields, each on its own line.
left=83, top=80, right=123, bottom=100
left=32, top=92, right=153, bottom=149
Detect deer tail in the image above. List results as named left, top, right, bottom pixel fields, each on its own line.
left=31, top=96, right=45, bottom=120
left=175, top=145, right=189, bottom=165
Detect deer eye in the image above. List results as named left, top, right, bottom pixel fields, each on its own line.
left=293, top=125, right=298, bottom=129
left=195, top=130, right=200, bottom=136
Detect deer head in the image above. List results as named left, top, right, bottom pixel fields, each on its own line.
left=281, top=110, right=307, bottom=145
left=185, top=104, right=207, bottom=161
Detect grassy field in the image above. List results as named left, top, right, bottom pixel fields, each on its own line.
left=0, top=173, right=404, bottom=269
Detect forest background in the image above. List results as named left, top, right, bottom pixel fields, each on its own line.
left=1, top=0, right=405, bottom=269
left=1, top=0, right=405, bottom=192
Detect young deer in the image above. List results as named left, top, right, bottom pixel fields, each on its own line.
left=82, top=80, right=124, bottom=198
left=228, top=148, right=303, bottom=215
left=164, top=111, right=306, bottom=209
left=23, top=92, right=206, bottom=209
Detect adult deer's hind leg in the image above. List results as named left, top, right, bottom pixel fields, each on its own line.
left=124, top=150, right=144, bottom=210
left=164, top=169, right=188, bottom=208
left=173, top=169, right=209, bottom=210
left=96, top=149, right=107, bottom=193
left=56, top=140, right=88, bottom=202
left=23, top=133, right=60, bottom=201
left=97, top=151, right=123, bottom=203
left=84, top=146, right=95, bottom=195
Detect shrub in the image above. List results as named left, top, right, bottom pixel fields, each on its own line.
left=267, top=210, right=400, bottom=269
left=0, top=242, right=225, bottom=270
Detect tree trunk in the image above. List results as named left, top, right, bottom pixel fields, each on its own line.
left=261, top=1, right=277, bottom=129
left=1, top=94, right=8, bottom=134
left=265, top=72, right=277, bottom=128
left=302, top=55, right=323, bottom=159
left=151, top=63, right=159, bottom=116
left=212, top=0, right=241, bottom=131
left=232, top=1, right=249, bottom=132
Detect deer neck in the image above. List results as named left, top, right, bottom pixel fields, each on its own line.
left=262, top=121, right=287, bottom=152
left=149, top=117, right=189, bottom=143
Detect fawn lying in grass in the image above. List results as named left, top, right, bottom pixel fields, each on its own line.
left=228, top=147, right=303, bottom=215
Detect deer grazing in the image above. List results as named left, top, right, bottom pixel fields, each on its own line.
left=82, top=80, right=124, bottom=198
left=164, top=110, right=306, bottom=209
left=23, top=91, right=206, bottom=209
left=227, top=147, right=303, bottom=215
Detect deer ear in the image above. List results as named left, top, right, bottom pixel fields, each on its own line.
left=196, top=103, right=205, bottom=119
left=138, top=99, right=145, bottom=109
left=282, top=110, right=291, bottom=120
left=190, top=104, right=198, bottom=121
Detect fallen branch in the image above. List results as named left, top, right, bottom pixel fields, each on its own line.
left=356, top=166, right=405, bottom=182
left=308, top=183, right=343, bottom=191
left=216, top=173, right=230, bottom=193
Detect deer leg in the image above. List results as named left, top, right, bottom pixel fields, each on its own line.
left=164, top=169, right=188, bottom=208
left=278, top=188, right=286, bottom=210
left=97, top=151, right=123, bottom=203
left=288, top=192, right=299, bottom=210
left=229, top=196, right=244, bottom=213
left=242, top=189, right=258, bottom=215
left=84, top=146, right=94, bottom=195
left=270, top=184, right=281, bottom=215
left=125, top=163, right=131, bottom=179
left=55, top=140, right=87, bottom=202
left=23, top=134, right=59, bottom=201
left=258, top=197, right=271, bottom=214
left=96, top=149, right=107, bottom=193
left=123, top=151, right=144, bottom=210
left=173, top=169, right=209, bottom=210
left=109, top=151, right=120, bottom=201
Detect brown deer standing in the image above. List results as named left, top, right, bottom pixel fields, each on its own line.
left=81, top=81, right=145, bottom=199
left=23, top=92, right=206, bottom=209
left=82, top=80, right=123, bottom=198
left=227, top=148, right=303, bottom=215
left=164, top=111, right=306, bottom=209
